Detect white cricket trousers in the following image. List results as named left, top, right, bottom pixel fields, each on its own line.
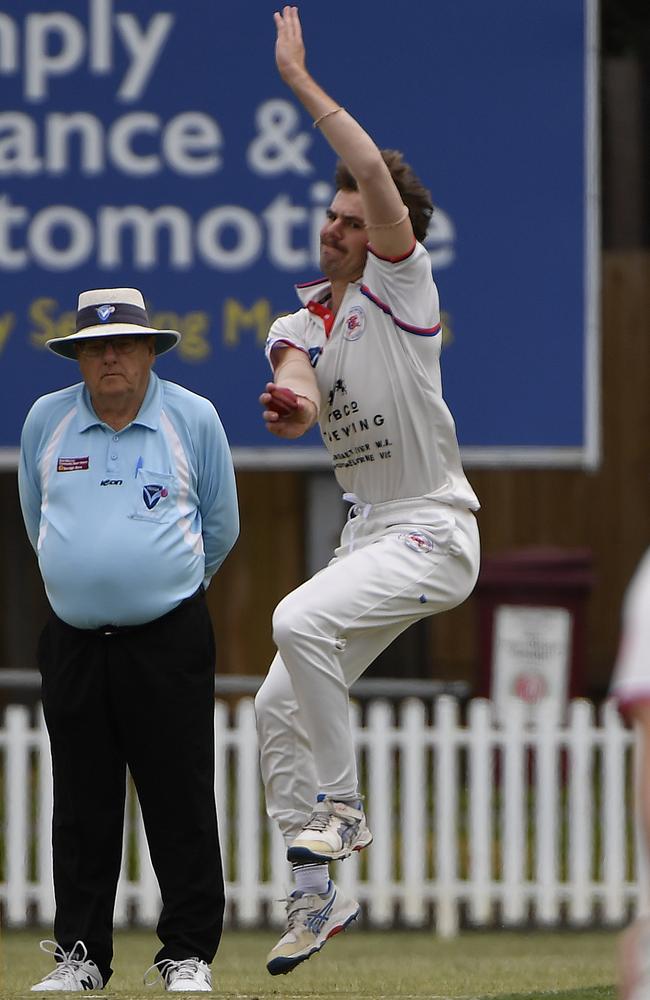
left=254, top=496, right=480, bottom=844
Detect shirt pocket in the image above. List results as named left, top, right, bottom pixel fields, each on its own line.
left=129, top=469, right=177, bottom=524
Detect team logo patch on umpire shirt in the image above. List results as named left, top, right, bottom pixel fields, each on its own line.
left=142, top=483, right=169, bottom=509
left=57, top=457, right=89, bottom=472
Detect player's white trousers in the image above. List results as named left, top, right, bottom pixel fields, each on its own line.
left=255, top=496, right=480, bottom=843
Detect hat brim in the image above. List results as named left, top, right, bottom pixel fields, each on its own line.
left=46, top=324, right=181, bottom=360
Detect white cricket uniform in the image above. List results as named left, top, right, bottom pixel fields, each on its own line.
left=255, top=240, right=481, bottom=842
left=610, top=551, right=650, bottom=920
left=610, top=549, right=650, bottom=713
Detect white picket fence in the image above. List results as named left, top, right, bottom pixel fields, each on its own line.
left=0, top=697, right=640, bottom=936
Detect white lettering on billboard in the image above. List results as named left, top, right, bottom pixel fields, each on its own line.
left=0, top=3, right=455, bottom=273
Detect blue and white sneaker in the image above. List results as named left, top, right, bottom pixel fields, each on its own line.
left=31, top=940, right=103, bottom=992
left=287, top=795, right=373, bottom=863
left=266, top=880, right=360, bottom=976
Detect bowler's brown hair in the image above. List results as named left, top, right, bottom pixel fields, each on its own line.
left=334, top=150, right=434, bottom=242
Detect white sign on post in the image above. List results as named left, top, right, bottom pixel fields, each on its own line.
left=491, top=605, right=572, bottom=725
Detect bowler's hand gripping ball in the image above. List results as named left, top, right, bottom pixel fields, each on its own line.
left=268, top=386, right=299, bottom=417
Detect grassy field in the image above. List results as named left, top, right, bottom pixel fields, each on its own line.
left=0, top=927, right=618, bottom=999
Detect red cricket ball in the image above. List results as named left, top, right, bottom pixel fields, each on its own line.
left=268, top=386, right=299, bottom=417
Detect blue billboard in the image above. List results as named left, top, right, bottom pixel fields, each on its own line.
left=0, top=0, right=599, bottom=468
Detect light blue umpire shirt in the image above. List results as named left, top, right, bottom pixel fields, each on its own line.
left=18, top=371, right=239, bottom=629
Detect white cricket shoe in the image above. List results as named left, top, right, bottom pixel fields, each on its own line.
left=266, top=880, right=360, bottom=976
left=145, top=957, right=212, bottom=992
left=287, top=795, right=373, bottom=863
left=31, top=940, right=103, bottom=992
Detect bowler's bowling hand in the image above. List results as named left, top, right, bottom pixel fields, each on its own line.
left=260, top=383, right=317, bottom=438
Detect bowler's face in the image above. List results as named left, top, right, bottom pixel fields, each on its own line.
left=75, top=336, right=155, bottom=413
left=319, top=189, right=369, bottom=284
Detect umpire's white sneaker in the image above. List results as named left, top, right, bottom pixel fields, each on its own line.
left=31, top=940, right=103, bottom=992
left=149, top=958, right=212, bottom=992
left=266, top=880, right=360, bottom=976
left=287, top=794, right=373, bottom=863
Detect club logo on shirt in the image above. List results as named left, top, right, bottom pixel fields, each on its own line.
left=399, top=532, right=434, bottom=554
left=142, top=483, right=169, bottom=510
left=57, top=457, right=89, bottom=472
left=343, top=306, right=366, bottom=341
left=96, top=304, right=115, bottom=322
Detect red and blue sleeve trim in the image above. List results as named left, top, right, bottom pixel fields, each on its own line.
left=268, top=338, right=309, bottom=356
left=367, top=240, right=417, bottom=264
left=359, top=285, right=441, bottom=337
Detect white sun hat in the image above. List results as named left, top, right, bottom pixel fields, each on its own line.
left=46, top=287, right=181, bottom=359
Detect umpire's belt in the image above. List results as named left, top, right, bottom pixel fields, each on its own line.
left=92, top=586, right=204, bottom=637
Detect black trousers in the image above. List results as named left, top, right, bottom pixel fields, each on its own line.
left=37, top=590, right=224, bottom=984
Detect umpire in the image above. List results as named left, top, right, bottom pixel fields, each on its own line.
left=18, top=287, right=239, bottom=993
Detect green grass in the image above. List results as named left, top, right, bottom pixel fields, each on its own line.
left=0, top=927, right=618, bottom=999
left=496, top=994, right=613, bottom=1000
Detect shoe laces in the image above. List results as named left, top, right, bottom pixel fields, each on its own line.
left=143, top=957, right=205, bottom=987
left=285, top=893, right=317, bottom=933
left=304, top=808, right=335, bottom=833
left=36, top=940, right=90, bottom=983
left=304, top=800, right=358, bottom=832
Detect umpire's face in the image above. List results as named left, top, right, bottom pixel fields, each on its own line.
left=75, top=334, right=156, bottom=414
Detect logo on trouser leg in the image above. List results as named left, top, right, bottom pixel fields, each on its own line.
left=399, top=532, right=434, bottom=553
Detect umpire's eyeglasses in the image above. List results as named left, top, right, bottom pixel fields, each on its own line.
left=76, top=336, right=141, bottom=357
